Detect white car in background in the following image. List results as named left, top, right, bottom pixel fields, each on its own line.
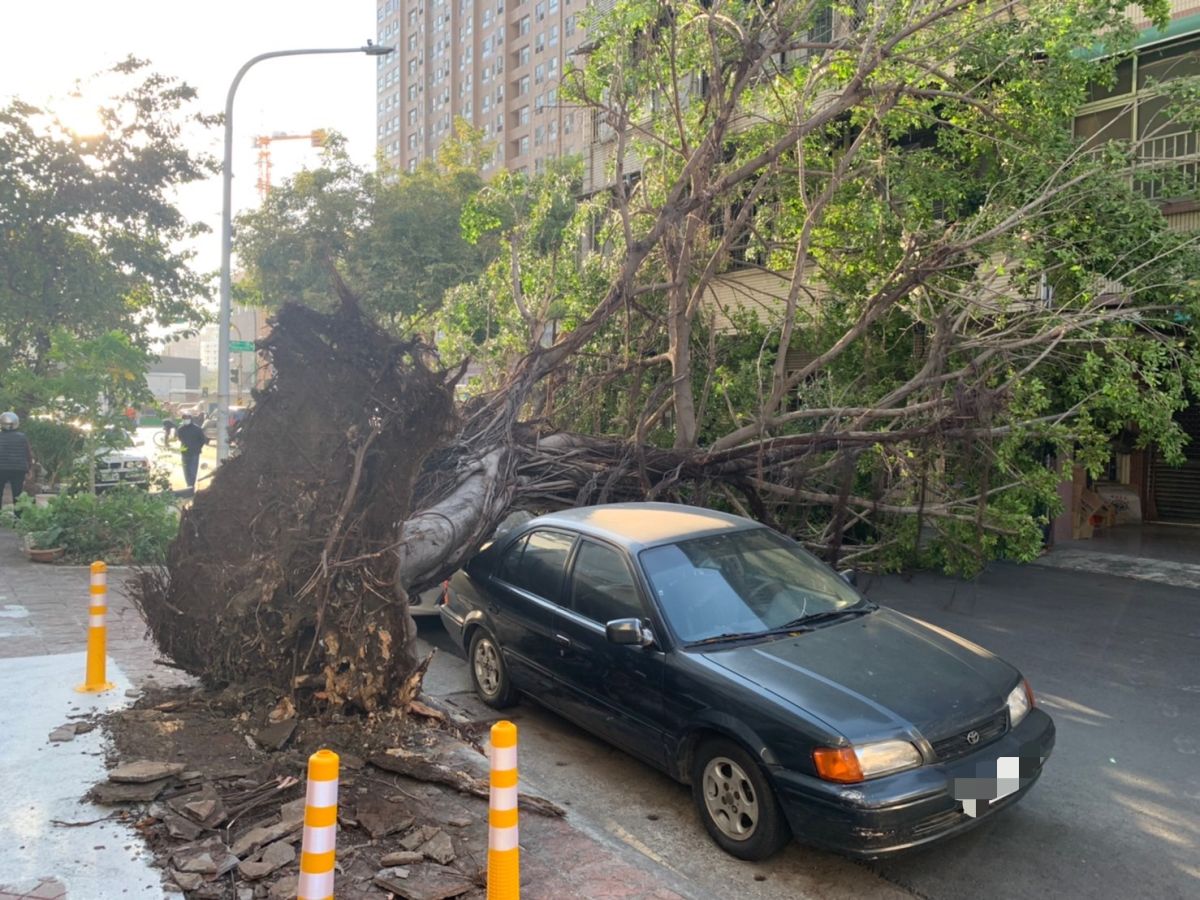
left=92, top=445, right=151, bottom=491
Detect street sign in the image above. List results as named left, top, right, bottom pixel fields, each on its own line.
left=230, top=340, right=255, bottom=352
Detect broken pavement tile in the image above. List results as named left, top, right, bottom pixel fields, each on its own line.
left=171, top=837, right=239, bottom=877
left=280, top=796, right=306, bottom=824
left=267, top=874, right=297, bottom=900
left=170, top=869, right=204, bottom=891
left=377, top=864, right=476, bottom=900
left=356, top=792, right=416, bottom=839
left=380, top=850, right=425, bottom=866
left=91, top=778, right=173, bottom=805
left=164, top=813, right=204, bottom=842
left=108, top=760, right=187, bottom=783
left=238, top=840, right=295, bottom=880
left=398, top=824, right=439, bottom=851
left=231, top=815, right=303, bottom=858
left=253, top=719, right=297, bottom=752
left=169, top=785, right=228, bottom=827
left=418, top=829, right=456, bottom=865
left=373, top=866, right=412, bottom=891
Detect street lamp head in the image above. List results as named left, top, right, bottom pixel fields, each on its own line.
left=362, top=42, right=395, bottom=56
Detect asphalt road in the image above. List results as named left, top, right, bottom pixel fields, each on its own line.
left=416, top=561, right=1200, bottom=900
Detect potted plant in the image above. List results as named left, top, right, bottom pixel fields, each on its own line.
left=24, top=526, right=65, bottom=562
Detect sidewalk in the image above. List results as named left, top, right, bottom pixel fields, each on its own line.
left=1034, top=523, right=1200, bottom=591
left=0, top=529, right=692, bottom=899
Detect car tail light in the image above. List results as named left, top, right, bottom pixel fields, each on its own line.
left=813, top=747, right=864, bottom=784
left=439, top=580, right=450, bottom=606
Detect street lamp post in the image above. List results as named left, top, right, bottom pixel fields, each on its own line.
left=217, top=43, right=393, bottom=461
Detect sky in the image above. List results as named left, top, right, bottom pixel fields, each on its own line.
left=1, top=0, right=383, bottom=292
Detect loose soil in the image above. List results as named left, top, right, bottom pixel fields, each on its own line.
left=91, top=680, right=535, bottom=900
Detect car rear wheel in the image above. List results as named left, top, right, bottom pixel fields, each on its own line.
left=468, top=629, right=517, bottom=709
left=691, top=737, right=791, bottom=860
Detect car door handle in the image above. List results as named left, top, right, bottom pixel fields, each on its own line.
left=554, top=633, right=572, bottom=649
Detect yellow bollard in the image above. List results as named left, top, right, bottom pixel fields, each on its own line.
left=75, top=561, right=114, bottom=693
left=487, top=720, right=520, bottom=900
left=298, top=749, right=339, bottom=900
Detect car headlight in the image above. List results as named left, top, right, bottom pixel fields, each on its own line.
left=813, top=739, right=922, bottom=784
left=1007, top=680, right=1033, bottom=727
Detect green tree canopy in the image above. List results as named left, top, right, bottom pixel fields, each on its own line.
left=0, top=57, right=218, bottom=423
left=234, top=120, right=497, bottom=332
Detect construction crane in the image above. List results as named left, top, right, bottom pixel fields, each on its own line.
left=253, top=129, right=328, bottom=202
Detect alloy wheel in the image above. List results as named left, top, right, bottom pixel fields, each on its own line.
left=701, top=756, right=760, bottom=841
left=473, top=636, right=501, bottom=696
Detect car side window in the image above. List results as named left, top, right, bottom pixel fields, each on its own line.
left=505, top=529, right=574, bottom=600
left=570, top=540, right=643, bottom=624
left=498, top=534, right=529, bottom=583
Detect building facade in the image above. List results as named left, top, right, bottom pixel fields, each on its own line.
left=375, top=0, right=591, bottom=173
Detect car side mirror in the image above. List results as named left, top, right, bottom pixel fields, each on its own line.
left=838, top=568, right=858, bottom=587
left=606, top=618, right=654, bottom=647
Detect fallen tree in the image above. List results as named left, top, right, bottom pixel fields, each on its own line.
left=137, top=0, right=1200, bottom=709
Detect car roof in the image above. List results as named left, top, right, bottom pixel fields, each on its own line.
left=528, top=503, right=759, bottom=551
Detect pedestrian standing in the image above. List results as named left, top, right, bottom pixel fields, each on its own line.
left=0, top=411, right=33, bottom=509
left=176, top=415, right=208, bottom=490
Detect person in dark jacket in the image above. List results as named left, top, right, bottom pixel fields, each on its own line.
left=0, top=411, right=33, bottom=508
left=176, top=415, right=208, bottom=490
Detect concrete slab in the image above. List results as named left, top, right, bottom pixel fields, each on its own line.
left=0, top=653, right=164, bottom=898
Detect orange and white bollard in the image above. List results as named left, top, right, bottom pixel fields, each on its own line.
left=75, top=561, right=114, bottom=693
left=298, top=749, right=339, bottom=900
left=487, top=720, right=520, bottom=900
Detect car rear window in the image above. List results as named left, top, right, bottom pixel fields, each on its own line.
left=500, top=529, right=574, bottom=601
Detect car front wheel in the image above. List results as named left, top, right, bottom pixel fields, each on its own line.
left=691, top=737, right=791, bottom=860
left=468, top=629, right=517, bottom=709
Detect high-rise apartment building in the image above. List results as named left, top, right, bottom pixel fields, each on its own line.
left=375, top=0, right=590, bottom=173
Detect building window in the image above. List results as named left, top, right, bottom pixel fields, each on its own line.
left=535, top=32, right=544, bottom=54
left=517, top=15, right=530, bottom=37
left=535, top=63, right=545, bottom=85
left=534, top=124, right=544, bottom=146
left=535, top=1, right=545, bottom=21
left=517, top=105, right=530, bottom=125
left=565, top=15, right=575, bottom=36
left=520, top=135, right=530, bottom=155
left=549, top=25, right=558, bottom=47
left=517, top=45, right=530, bottom=66
left=517, top=75, right=530, bottom=96
left=563, top=112, right=573, bottom=134
left=534, top=92, right=544, bottom=112
left=548, top=119, right=558, bottom=141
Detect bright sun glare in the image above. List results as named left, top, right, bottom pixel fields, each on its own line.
left=55, top=93, right=106, bottom=138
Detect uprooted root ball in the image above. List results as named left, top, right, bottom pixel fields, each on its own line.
left=131, top=297, right=459, bottom=712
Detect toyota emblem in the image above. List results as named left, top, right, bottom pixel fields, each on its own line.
left=966, top=730, right=981, bottom=745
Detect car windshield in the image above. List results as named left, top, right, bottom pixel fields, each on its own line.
left=639, top=528, right=864, bottom=644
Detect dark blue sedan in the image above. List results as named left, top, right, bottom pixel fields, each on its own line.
left=440, top=503, right=1055, bottom=860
